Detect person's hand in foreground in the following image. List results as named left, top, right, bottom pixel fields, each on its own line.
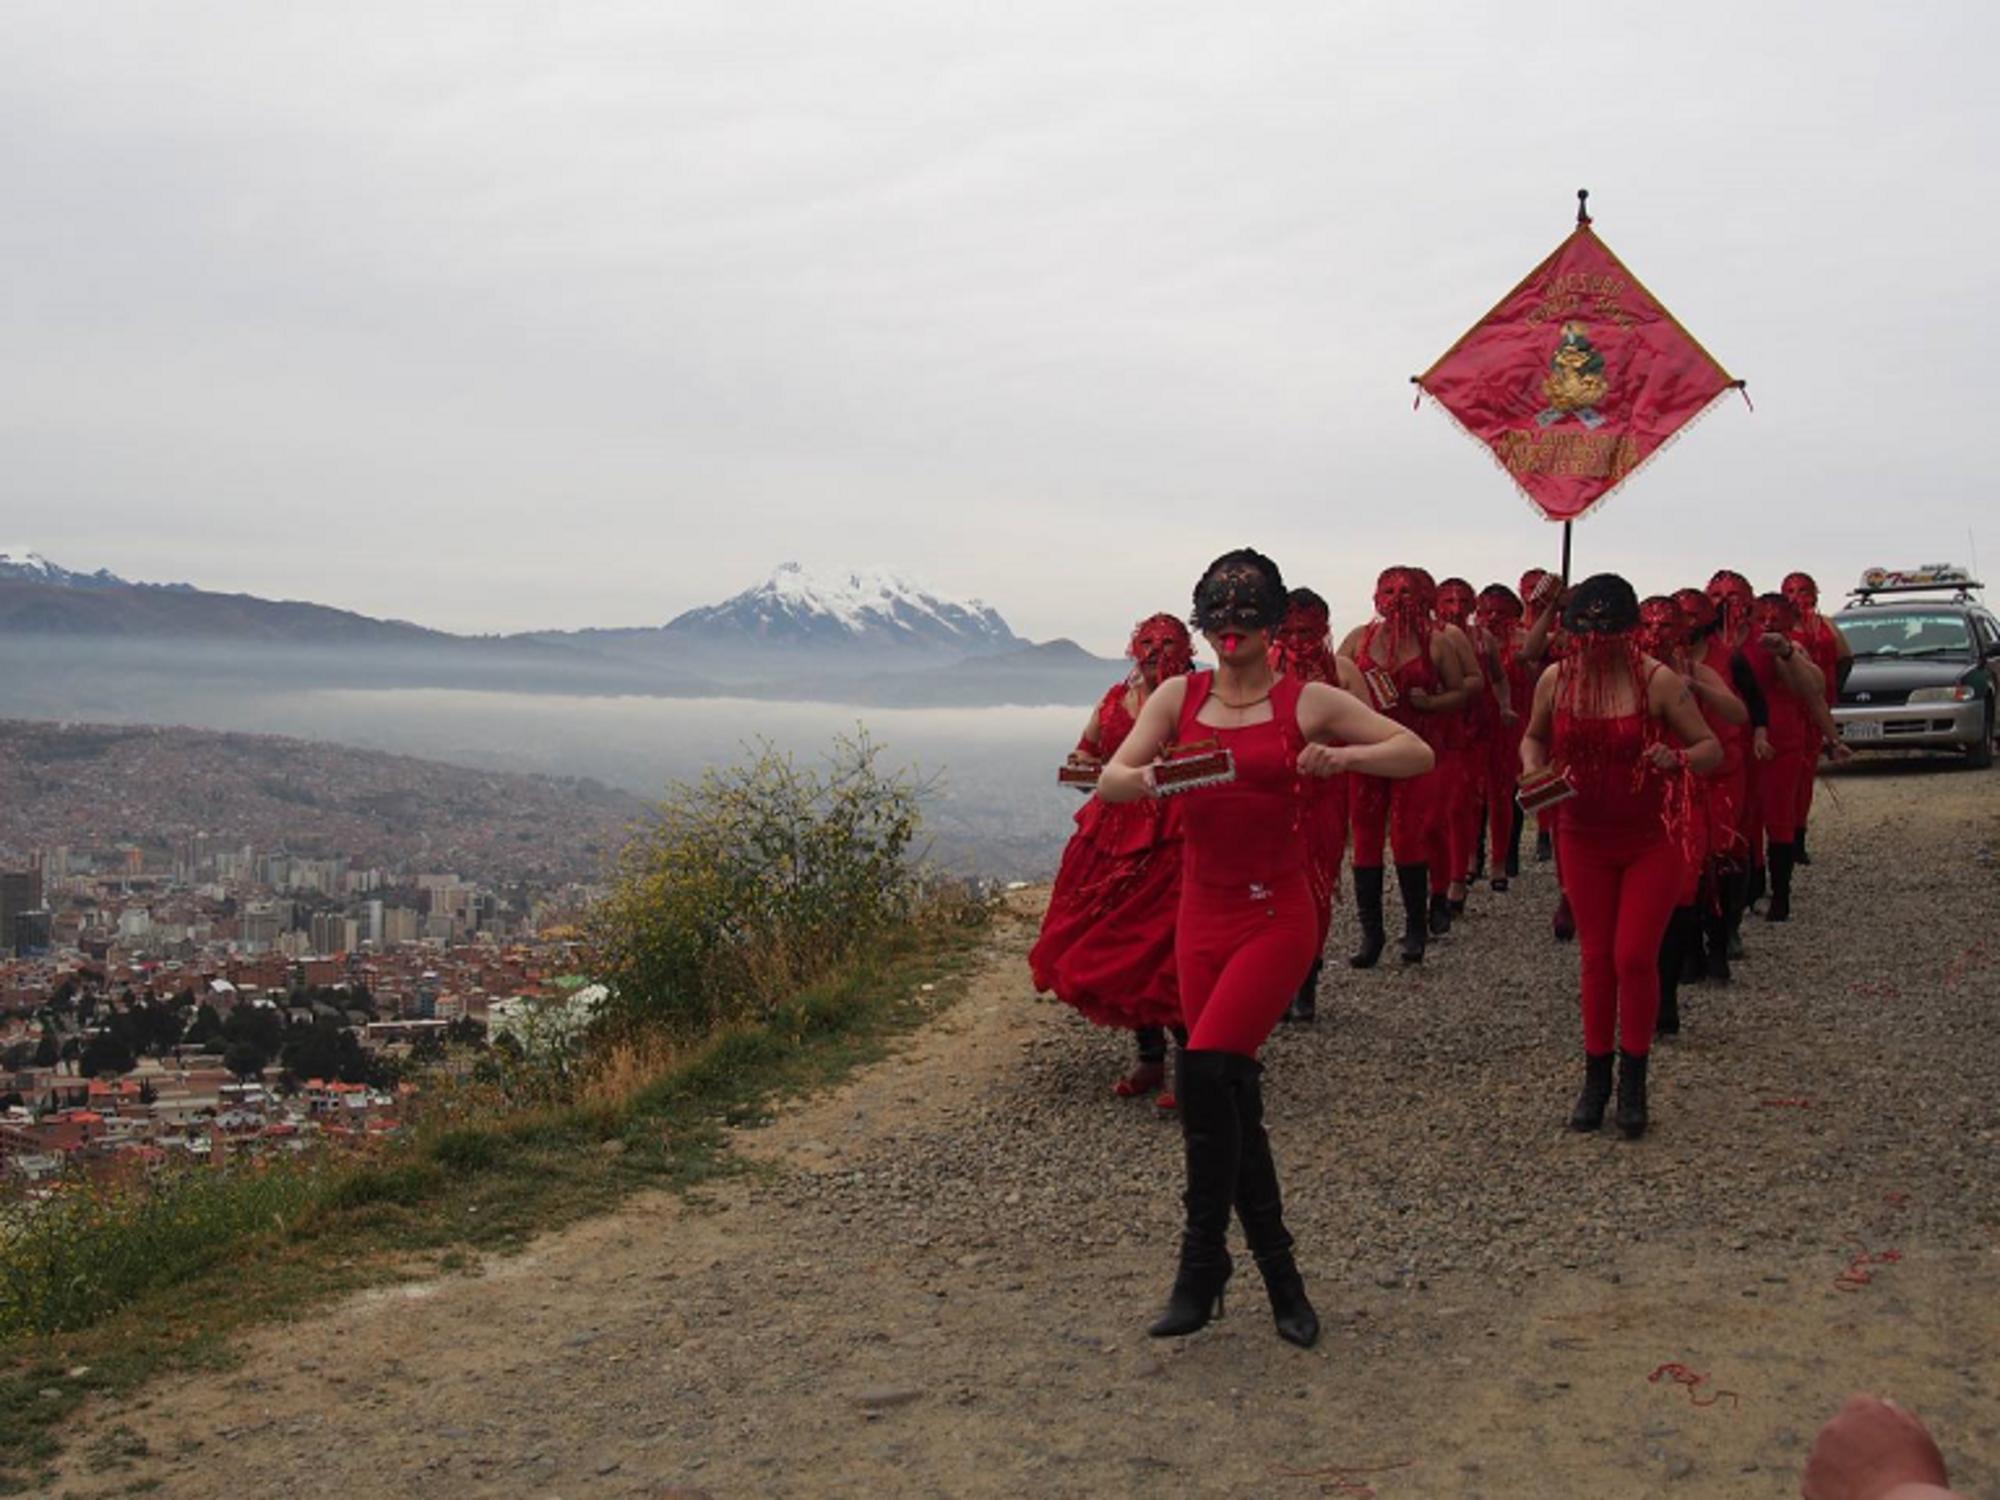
left=1801, top=1394, right=1959, bottom=1500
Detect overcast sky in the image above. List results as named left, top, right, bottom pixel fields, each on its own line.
left=6, top=2, right=1994, bottom=653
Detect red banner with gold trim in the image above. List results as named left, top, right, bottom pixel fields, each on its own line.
left=1415, top=222, right=1739, bottom=523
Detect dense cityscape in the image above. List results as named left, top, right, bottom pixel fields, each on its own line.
left=0, top=723, right=634, bottom=1188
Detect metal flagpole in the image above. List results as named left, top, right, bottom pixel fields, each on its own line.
left=1560, top=188, right=1589, bottom=587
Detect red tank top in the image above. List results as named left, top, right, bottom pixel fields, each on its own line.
left=1356, top=621, right=1442, bottom=738
left=1551, top=664, right=1670, bottom=836
left=1800, top=618, right=1841, bottom=708
left=1174, top=671, right=1307, bottom=890
left=1696, top=641, right=1747, bottom=774
left=1743, top=639, right=1812, bottom=753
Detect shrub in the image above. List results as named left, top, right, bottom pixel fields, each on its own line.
left=587, top=734, right=924, bottom=1038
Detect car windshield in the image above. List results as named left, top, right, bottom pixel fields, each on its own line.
left=1837, top=610, right=1976, bottom=659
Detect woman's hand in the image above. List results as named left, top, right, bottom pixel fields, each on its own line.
left=1645, top=742, right=1687, bottom=773
left=1801, top=1394, right=1954, bottom=1500
left=1407, top=686, right=1433, bottom=709
left=1066, top=750, right=1102, bottom=769
left=1759, top=631, right=1794, bottom=659
left=1753, top=727, right=1774, bottom=762
left=1297, top=743, right=1351, bottom=779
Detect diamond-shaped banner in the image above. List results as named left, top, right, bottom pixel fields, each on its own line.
left=1415, top=220, right=1741, bottom=523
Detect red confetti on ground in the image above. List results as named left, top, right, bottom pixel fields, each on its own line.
left=1833, top=1238, right=1903, bottom=1293
left=1268, top=1459, right=1415, bottom=1496
left=1759, top=1097, right=1814, bottom=1109
left=1942, top=940, right=1990, bottom=991
left=1648, top=1362, right=1742, bottom=1410
left=1883, top=1192, right=1911, bottom=1210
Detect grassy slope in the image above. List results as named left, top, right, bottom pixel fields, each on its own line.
left=0, top=920, right=985, bottom=1494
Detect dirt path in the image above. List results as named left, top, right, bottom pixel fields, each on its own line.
left=49, top=765, right=2000, bottom=1498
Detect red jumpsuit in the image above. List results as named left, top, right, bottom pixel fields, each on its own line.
left=1029, top=682, right=1182, bottom=1029
left=1172, top=672, right=1319, bottom=1057
left=1485, top=630, right=1535, bottom=864
left=1553, top=671, right=1687, bottom=1058
left=1743, top=641, right=1814, bottom=849
left=1350, top=623, right=1443, bottom=870
left=1795, top=617, right=1841, bottom=834
left=1269, top=641, right=1348, bottom=957
left=1697, top=639, right=1753, bottom=869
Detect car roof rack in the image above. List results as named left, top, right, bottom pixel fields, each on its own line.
left=1846, top=581, right=1984, bottom=605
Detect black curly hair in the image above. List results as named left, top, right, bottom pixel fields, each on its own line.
left=1562, top=572, right=1641, bottom=635
left=1191, top=547, right=1287, bottom=634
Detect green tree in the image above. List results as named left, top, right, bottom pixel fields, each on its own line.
left=222, top=1041, right=267, bottom=1080
left=80, top=1031, right=136, bottom=1078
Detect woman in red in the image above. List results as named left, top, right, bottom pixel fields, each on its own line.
left=1673, top=586, right=1765, bottom=981
left=1522, top=575, right=1720, bottom=1138
left=1780, top=571, right=1853, bottom=866
left=1338, top=566, right=1467, bottom=965
left=1435, top=576, right=1504, bottom=915
left=1029, top=613, right=1193, bottom=1098
left=1101, top=549, right=1431, bottom=1347
left=1636, top=595, right=1746, bottom=1034
left=1742, top=592, right=1839, bottom=922
left=1269, top=587, right=1368, bottom=1023
left=1475, top=583, right=1531, bottom=889
left=1519, top=567, right=1564, bottom=865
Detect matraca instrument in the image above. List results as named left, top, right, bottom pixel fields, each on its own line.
left=1515, top=765, right=1577, bottom=815
left=1057, top=757, right=1101, bottom=792
left=1153, top=737, right=1237, bottom=796
left=1362, top=665, right=1399, bottom=712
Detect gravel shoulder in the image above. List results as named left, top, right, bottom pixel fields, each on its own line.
left=47, top=762, right=2000, bottom=1498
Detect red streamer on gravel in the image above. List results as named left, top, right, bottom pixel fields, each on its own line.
left=1759, top=1097, right=1814, bottom=1109
left=1268, top=1458, right=1415, bottom=1496
left=1647, top=1362, right=1741, bottom=1410
left=1833, top=1237, right=1903, bottom=1293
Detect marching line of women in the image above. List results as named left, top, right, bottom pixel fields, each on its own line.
left=1029, top=549, right=1852, bottom=1346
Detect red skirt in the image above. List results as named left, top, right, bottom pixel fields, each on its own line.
left=1029, top=798, right=1182, bottom=1030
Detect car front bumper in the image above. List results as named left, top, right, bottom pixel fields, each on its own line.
left=1833, top=698, right=1985, bottom=751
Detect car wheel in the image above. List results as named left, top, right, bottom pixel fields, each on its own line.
left=1970, top=702, right=1996, bottom=770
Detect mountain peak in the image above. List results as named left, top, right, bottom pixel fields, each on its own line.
left=666, top=563, right=1017, bottom=653
left=0, top=548, right=130, bottom=589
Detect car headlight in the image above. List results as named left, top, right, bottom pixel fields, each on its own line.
left=1907, top=684, right=1973, bottom=704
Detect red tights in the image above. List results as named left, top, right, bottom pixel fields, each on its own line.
left=1177, top=873, right=1319, bottom=1057
left=1349, top=769, right=1440, bottom=870
left=1558, top=828, right=1684, bottom=1058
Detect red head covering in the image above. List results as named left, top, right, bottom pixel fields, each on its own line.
left=1637, top=595, right=1687, bottom=661
left=1271, top=593, right=1338, bottom=685
left=1476, top=583, right=1523, bottom=632
left=1752, top=592, right=1799, bottom=637
left=1781, top=571, right=1821, bottom=619
left=1435, top=577, right=1476, bottom=628
left=1706, top=569, right=1754, bottom=632
left=1128, top=612, right=1194, bottom=681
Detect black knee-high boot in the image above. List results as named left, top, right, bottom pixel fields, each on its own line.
left=1395, top=864, right=1429, bottom=964
left=1656, top=908, right=1691, bottom=1036
left=1507, top=803, right=1525, bottom=877
left=1719, top=863, right=1748, bottom=963
left=1570, top=1051, right=1614, bottom=1131
left=1229, top=1056, right=1318, bottom=1348
left=1767, top=841, right=1796, bottom=923
left=1285, top=958, right=1322, bottom=1023
left=1349, top=866, right=1386, bottom=969
left=1616, top=1049, right=1649, bottom=1139
left=1149, top=1050, right=1238, bottom=1337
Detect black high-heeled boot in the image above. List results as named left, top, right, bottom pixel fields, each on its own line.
left=1227, top=1055, right=1319, bottom=1349
left=1615, top=1049, right=1649, bottom=1139
left=1396, top=863, right=1429, bottom=964
left=1534, top=828, right=1553, bottom=863
left=1284, top=958, right=1322, bottom=1023
left=1428, top=889, right=1453, bottom=936
left=1767, top=841, right=1796, bottom=922
left=1148, top=1050, right=1237, bottom=1338
left=1570, top=1052, right=1614, bottom=1131
left=1506, top=804, right=1524, bottom=877
left=1656, top=907, right=1690, bottom=1037
left=1348, top=866, right=1386, bottom=969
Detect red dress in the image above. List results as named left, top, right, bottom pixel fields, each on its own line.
left=1698, top=638, right=1752, bottom=863
left=1350, top=622, right=1442, bottom=867
left=1029, top=681, right=1183, bottom=1030
left=1743, top=639, right=1813, bottom=848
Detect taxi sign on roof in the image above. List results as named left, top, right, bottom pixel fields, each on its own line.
left=1859, top=564, right=1973, bottom=590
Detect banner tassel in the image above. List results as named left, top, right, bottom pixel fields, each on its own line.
left=1735, top=380, right=1754, bottom=413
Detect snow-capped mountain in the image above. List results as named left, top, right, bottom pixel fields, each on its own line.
left=0, top=548, right=132, bottom=589
left=664, top=563, right=1021, bottom=653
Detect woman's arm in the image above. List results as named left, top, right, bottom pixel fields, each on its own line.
left=1096, top=678, right=1185, bottom=803
left=1689, top=662, right=1747, bottom=726
left=1649, top=664, right=1723, bottom=774
left=1296, top=684, right=1434, bottom=779
left=1410, top=631, right=1470, bottom=712
left=1519, top=666, right=1560, bottom=774
left=1070, top=705, right=1105, bottom=762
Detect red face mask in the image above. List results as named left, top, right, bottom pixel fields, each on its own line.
left=1128, top=616, right=1193, bottom=679
left=1436, top=582, right=1475, bottom=627
left=1273, top=603, right=1330, bottom=656
left=1374, top=568, right=1425, bottom=623
left=1781, top=572, right=1819, bottom=616
left=1751, top=599, right=1795, bottom=638
left=1707, top=574, right=1753, bottom=628
left=1476, top=589, right=1522, bottom=634
left=1636, top=599, right=1684, bottom=659
left=1673, top=588, right=1716, bottom=635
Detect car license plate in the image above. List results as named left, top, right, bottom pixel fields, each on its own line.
left=1842, top=720, right=1883, bottom=742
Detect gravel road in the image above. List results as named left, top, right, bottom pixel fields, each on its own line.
left=49, top=759, right=2000, bottom=1498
